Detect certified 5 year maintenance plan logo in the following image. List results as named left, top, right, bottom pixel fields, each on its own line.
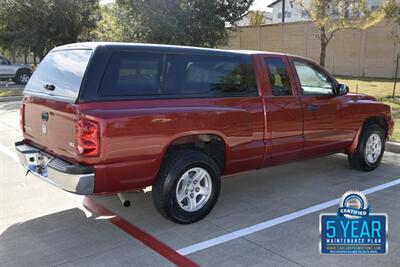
left=320, top=191, right=388, bottom=254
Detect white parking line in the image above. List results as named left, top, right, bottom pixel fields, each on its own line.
left=0, top=143, right=19, bottom=162
left=177, top=178, right=400, bottom=255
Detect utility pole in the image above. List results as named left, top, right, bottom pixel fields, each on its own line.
left=282, top=0, right=285, bottom=23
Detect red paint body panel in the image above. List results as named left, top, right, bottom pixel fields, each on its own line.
left=22, top=96, right=81, bottom=163
left=84, top=97, right=265, bottom=193
left=257, top=55, right=304, bottom=165
left=21, top=50, right=394, bottom=195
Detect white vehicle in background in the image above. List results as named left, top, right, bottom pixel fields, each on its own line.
left=0, top=55, right=32, bottom=85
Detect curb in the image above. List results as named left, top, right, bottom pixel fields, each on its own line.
left=0, top=96, right=23, bottom=102
left=387, top=142, right=400, bottom=154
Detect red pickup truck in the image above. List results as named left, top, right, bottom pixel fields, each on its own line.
left=15, top=43, right=394, bottom=223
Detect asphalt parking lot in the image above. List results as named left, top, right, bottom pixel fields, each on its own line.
left=0, top=80, right=23, bottom=89
left=1, top=101, right=399, bottom=267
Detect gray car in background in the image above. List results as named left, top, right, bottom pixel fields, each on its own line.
left=0, top=55, right=32, bottom=85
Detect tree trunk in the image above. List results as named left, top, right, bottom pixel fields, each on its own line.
left=320, top=40, right=327, bottom=67
left=33, top=53, right=37, bottom=66
left=319, top=27, right=327, bottom=67
left=11, top=49, right=16, bottom=64
left=39, top=52, right=45, bottom=62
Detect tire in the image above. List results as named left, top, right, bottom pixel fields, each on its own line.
left=14, top=69, right=31, bottom=85
left=152, top=150, right=221, bottom=224
left=348, top=123, right=385, bottom=171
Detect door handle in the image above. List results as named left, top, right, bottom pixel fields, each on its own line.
left=43, top=84, right=55, bottom=91
left=307, top=104, right=320, bottom=112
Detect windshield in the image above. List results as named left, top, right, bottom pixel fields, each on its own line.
left=24, top=49, right=92, bottom=101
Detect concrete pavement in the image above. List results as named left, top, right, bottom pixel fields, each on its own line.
left=0, top=101, right=399, bottom=266
left=0, top=81, right=24, bottom=89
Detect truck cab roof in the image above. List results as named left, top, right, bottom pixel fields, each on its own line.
left=52, top=42, right=292, bottom=57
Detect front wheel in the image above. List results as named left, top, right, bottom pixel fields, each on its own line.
left=348, top=124, right=385, bottom=171
left=152, top=150, right=221, bottom=224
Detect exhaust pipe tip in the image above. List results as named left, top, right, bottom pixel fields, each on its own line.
left=117, top=193, right=131, bottom=208
left=122, top=200, right=131, bottom=208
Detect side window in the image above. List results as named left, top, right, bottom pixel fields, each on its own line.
left=164, top=54, right=253, bottom=96
left=264, top=58, right=292, bottom=96
left=0, top=57, right=7, bottom=65
left=293, top=61, right=333, bottom=95
left=99, top=52, right=162, bottom=96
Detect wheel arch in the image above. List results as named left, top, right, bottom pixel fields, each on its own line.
left=361, top=116, right=388, bottom=138
left=161, top=133, right=227, bottom=173
left=347, top=115, right=388, bottom=155
left=15, top=67, right=32, bottom=75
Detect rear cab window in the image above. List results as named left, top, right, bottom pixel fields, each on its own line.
left=24, top=49, right=93, bottom=102
left=263, top=57, right=293, bottom=96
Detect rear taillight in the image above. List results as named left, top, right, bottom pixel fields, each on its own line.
left=19, top=104, right=25, bottom=132
left=76, top=119, right=100, bottom=157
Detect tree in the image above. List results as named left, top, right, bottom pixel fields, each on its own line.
left=297, top=0, right=385, bottom=67
left=0, top=0, right=100, bottom=61
left=90, top=4, right=124, bottom=41
left=249, top=11, right=266, bottom=26
left=115, top=0, right=254, bottom=47
left=49, top=0, right=101, bottom=44
left=384, top=0, right=400, bottom=23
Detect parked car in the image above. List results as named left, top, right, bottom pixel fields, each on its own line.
left=15, top=43, right=394, bottom=223
left=0, top=55, right=32, bottom=84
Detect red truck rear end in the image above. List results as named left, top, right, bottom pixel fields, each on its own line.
left=17, top=48, right=98, bottom=194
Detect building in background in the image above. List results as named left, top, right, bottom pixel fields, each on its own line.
left=235, top=10, right=273, bottom=26
left=268, top=0, right=385, bottom=24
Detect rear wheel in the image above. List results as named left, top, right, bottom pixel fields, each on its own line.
left=348, top=124, right=385, bottom=171
left=152, top=150, right=221, bottom=224
left=15, top=69, right=31, bottom=85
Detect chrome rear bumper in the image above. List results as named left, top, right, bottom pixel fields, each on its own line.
left=15, top=141, right=94, bottom=195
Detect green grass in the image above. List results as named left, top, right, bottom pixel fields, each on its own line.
left=336, top=76, right=400, bottom=142
left=0, top=88, right=23, bottom=97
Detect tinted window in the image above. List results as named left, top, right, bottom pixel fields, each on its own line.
left=164, top=54, right=250, bottom=96
left=0, top=57, right=9, bottom=64
left=25, top=49, right=92, bottom=100
left=99, top=52, right=255, bottom=98
left=264, top=58, right=292, bottom=96
left=293, top=61, right=333, bottom=95
left=99, top=52, right=162, bottom=96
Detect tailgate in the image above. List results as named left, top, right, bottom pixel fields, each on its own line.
left=22, top=97, right=79, bottom=163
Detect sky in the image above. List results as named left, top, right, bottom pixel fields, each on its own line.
left=100, top=0, right=275, bottom=12
left=250, top=0, right=274, bottom=11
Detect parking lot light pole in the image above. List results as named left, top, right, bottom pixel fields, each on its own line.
left=282, top=0, right=285, bottom=23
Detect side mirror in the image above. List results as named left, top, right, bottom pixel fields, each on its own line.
left=334, top=84, right=349, bottom=96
